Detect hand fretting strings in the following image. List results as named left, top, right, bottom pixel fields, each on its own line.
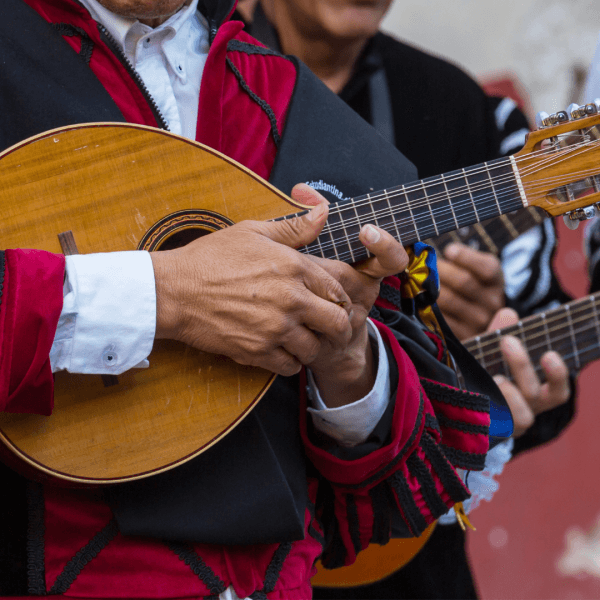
left=273, top=135, right=600, bottom=264
left=463, top=293, right=600, bottom=380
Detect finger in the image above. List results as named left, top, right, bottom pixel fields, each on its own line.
left=500, top=335, right=541, bottom=406
left=255, top=347, right=303, bottom=377
left=290, top=183, right=330, bottom=207
left=538, top=351, right=571, bottom=411
left=442, top=313, right=472, bottom=342
left=493, top=374, right=535, bottom=437
left=253, top=200, right=330, bottom=249
left=354, top=224, right=409, bottom=278
left=486, top=307, right=519, bottom=332
left=437, top=286, right=493, bottom=334
left=438, top=259, right=504, bottom=310
left=444, top=243, right=504, bottom=285
left=281, top=325, right=322, bottom=366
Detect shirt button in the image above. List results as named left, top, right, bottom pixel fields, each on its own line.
left=102, top=346, right=119, bottom=367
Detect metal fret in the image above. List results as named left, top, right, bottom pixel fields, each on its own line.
left=461, top=167, right=480, bottom=224
left=541, top=312, right=552, bottom=353
left=475, top=336, right=486, bottom=368
left=422, top=181, right=439, bottom=236
left=382, top=189, right=403, bottom=241
left=497, top=329, right=510, bottom=376
left=565, top=304, right=581, bottom=370
left=591, top=295, right=600, bottom=349
left=485, top=162, right=502, bottom=216
left=440, top=172, right=459, bottom=230
left=322, top=222, right=341, bottom=260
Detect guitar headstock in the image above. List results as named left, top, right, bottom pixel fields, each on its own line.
left=515, top=101, right=600, bottom=228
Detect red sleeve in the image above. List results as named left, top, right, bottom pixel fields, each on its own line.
left=0, top=249, right=65, bottom=415
left=301, top=321, right=490, bottom=568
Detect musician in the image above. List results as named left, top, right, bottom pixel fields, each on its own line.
left=0, top=0, right=505, bottom=597
left=234, top=0, right=575, bottom=597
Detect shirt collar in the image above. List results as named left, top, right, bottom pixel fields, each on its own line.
left=78, top=0, right=199, bottom=50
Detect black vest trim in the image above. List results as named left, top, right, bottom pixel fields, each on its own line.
left=420, top=431, right=469, bottom=504
left=345, top=494, right=361, bottom=555
left=424, top=413, right=441, bottom=435
left=52, top=23, right=94, bottom=64
left=48, top=519, right=118, bottom=595
left=406, top=453, right=449, bottom=517
left=26, top=481, right=46, bottom=596
left=378, top=282, right=403, bottom=311
left=368, top=482, right=392, bottom=545
left=437, top=414, right=489, bottom=436
left=262, top=541, right=293, bottom=594
left=225, top=57, right=281, bottom=148
left=387, top=471, right=427, bottom=536
left=341, top=390, right=424, bottom=490
left=166, top=541, right=227, bottom=596
left=440, top=445, right=487, bottom=472
left=420, top=379, right=490, bottom=413
left=227, top=38, right=287, bottom=59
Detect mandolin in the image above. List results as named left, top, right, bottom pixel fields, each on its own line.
left=0, top=109, right=600, bottom=485
left=313, top=290, right=600, bottom=587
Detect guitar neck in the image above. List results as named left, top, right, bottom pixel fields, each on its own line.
left=428, top=206, right=547, bottom=256
left=281, top=156, right=527, bottom=263
left=463, top=293, right=600, bottom=381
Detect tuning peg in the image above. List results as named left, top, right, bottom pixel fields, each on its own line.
left=569, top=102, right=598, bottom=119
left=564, top=212, right=580, bottom=229
left=535, top=111, right=550, bottom=129
left=567, top=103, right=580, bottom=118
left=563, top=206, right=598, bottom=229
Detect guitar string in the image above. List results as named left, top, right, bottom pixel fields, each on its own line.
left=465, top=316, right=600, bottom=376
left=465, top=293, right=600, bottom=350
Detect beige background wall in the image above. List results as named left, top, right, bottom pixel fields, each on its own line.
left=381, top=0, right=600, bottom=117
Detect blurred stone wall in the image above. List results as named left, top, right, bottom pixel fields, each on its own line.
left=381, top=0, right=600, bottom=116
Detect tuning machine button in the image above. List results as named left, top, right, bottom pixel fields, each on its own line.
left=535, top=111, right=550, bottom=129
left=563, top=206, right=598, bottom=230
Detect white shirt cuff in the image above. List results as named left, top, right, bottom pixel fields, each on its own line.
left=50, top=251, right=156, bottom=374
left=306, top=319, right=391, bottom=447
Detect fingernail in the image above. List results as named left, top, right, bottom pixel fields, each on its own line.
left=493, top=375, right=506, bottom=386
left=307, top=203, right=325, bottom=222
left=363, top=224, right=380, bottom=244
left=542, top=352, right=562, bottom=369
left=444, top=243, right=459, bottom=260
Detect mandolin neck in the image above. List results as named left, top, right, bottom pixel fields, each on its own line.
left=464, top=293, right=600, bottom=381
left=276, top=155, right=527, bottom=263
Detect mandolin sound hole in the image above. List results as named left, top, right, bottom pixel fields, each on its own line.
left=154, top=227, right=210, bottom=251
left=137, top=209, right=235, bottom=252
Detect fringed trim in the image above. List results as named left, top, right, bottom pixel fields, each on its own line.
left=420, top=378, right=490, bottom=412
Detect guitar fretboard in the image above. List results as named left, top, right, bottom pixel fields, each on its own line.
left=464, top=293, right=600, bottom=380
left=427, top=206, right=547, bottom=256
left=274, top=156, right=525, bottom=264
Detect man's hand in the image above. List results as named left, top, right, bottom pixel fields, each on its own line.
left=438, top=243, right=505, bottom=340
left=292, top=184, right=409, bottom=407
left=150, top=198, right=354, bottom=377
left=487, top=308, right=571, bottom=437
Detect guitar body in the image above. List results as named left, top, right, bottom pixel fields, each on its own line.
left=0, top=123, right=310, bottom=485
left=311, top=523, right=436, bottom=588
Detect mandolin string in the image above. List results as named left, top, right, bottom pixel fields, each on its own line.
left=311, top=171, right=600, bottom=260
left=303, top=162, right=600, bottom=249
left=304, top=139, right=600, bottom=233
left=289, top=134, right=598, bottom=226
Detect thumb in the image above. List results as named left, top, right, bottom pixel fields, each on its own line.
left=486, top=307, right=519, bottom=333
left=258, top=188, right=330, bottom=248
